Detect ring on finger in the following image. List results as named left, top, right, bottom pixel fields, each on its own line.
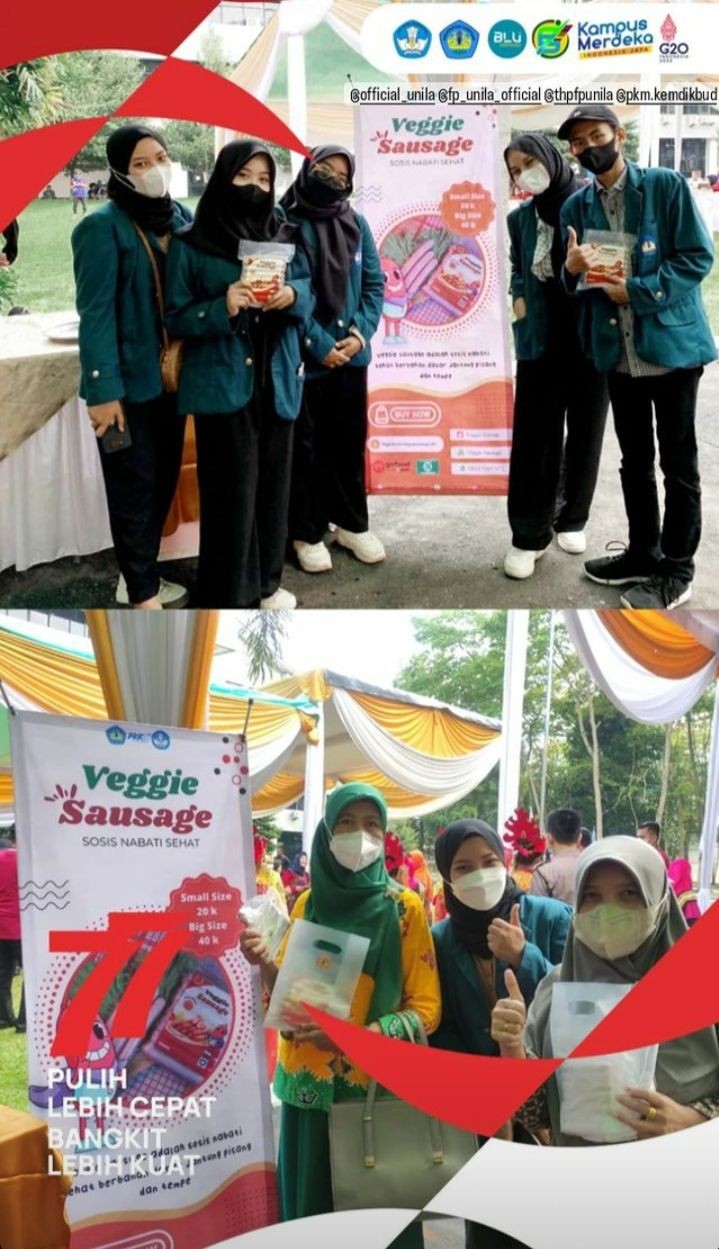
left=643, top=1105, right=658, bottom=1123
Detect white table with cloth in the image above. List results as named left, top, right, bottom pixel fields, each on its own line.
left=0, top=313, right=198, bottom=574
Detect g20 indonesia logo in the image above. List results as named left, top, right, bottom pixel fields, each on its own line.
left=659, top=13, right=689, bottom=60
left=532, top=20, right=572, bottom=59
left=489, top=20, right=528, bottom=59
left=393, top=20, right=432, bottom=59
left=440, top=21, right=479, bottom=59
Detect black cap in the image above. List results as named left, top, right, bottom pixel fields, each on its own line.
left=558, top=105, right=621, bottom=142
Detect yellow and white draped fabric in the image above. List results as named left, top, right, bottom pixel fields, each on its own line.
left=0, top=621, right=502, bottom=826
left=563, top=610, right=719, bottom=912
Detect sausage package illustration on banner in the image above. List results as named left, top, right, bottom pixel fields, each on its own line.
left=9, top=710, right=276, bottom=1249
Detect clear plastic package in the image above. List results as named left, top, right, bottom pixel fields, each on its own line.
left=550, top=981, right=659, bottom=1143
left=238, top=240, right=295, bottom=305
left=240, top=891, right=289, bottom=961
left=264, top=918, right=370, bottom=1032
left=577, top=229, right=635, bottom=290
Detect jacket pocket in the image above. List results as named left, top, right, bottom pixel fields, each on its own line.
left=655, top=295, right=698, bottom=327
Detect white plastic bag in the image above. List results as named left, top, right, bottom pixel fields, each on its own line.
left=265, top=918, right=370, bottom=1032
left=550, top=982, right=659, bottom=1143
left=239, top=891, right=289, bottom=961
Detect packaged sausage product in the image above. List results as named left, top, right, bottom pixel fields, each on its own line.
left=238, top=240, right=296, bottom=305
left=144, top=971, right=232, bottom=1084
left=577, top=230, right=635, bottom=290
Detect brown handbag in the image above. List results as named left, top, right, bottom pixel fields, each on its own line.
left=133, top=222, right=184, bottom=394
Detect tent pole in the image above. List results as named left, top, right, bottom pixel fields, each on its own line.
left=497, top=611, right=529, bottom=833
left=697, top=679, right=719, bottom=912
left=302, top=704, right=325, bottom=856
left=286, top=32, right=308, bottom=177
left=539, top=610, right=556, bottom=833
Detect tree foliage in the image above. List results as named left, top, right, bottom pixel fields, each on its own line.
left=0, top=60, right=63, bottom=137
left=396, top=611, right=714, bottom=861
left=53, top=53, right=145, bottom=172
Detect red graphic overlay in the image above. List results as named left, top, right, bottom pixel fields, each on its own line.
left=308, top=901, right=719, bottom=1133
left=49, top=911, right=190, bottom=1053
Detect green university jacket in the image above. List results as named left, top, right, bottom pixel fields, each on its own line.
left=285, top=212, right=385, bottom=378
left=72, top=200, right=193, bottom=406
left=560, top=161, right=716, bottom=373
left=430, top=893, right=572, bottom=1057
left=164, top=231, right=314, bottom=418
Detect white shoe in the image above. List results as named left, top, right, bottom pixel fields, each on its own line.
left=115, top=575, right=189, bottom=607
left=260, top=588, right=297, bottom=610
left=293, top=540, right=333, bottom=573
left=334, top=528, right=386, bottom=564
left=557, top=530, right=587, bottom=555
left=503, top=546, right=545, bottom=580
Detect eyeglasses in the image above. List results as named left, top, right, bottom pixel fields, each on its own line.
left=313, top=163, right=350, bottom=188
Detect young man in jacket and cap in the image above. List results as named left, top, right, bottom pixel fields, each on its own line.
left=558, top=105, right=716, bottom=609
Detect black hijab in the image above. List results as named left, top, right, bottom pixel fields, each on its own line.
left=280, top=145, right=361, bottom=319
left=180, top=140, right=295, bottom=260
left=504, top=134, right=580, bottom=277
left=435, top=819, right=521, bottom=958
left=106, top=125, right=176, bottom=235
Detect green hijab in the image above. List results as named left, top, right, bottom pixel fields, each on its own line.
left=304, top=782, right=402, bottom=1023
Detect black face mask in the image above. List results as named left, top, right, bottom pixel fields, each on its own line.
left=578, top=137, right=619, bottom=176
left=309, top=168, right=350, bottom=201
left=229, top=183, right=271, bottom=213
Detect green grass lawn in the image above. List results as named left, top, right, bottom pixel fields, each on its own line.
left=0, top=975, right=28, bottom=1111
left=10, top=197, right=719, bottom=323
left=8, top=198, right=194, bottom=314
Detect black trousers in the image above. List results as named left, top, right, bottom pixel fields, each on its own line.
left=0, top=938, right=23, bottom=1025
left=194, top=388, right=294, bottom=607
left=97, top=392, right=186, bottom=603
left=507, top=352, right=609, bottom=551
left=608, top=367, right=703, bottom=583
left=289, top=366, right=370, bottom=544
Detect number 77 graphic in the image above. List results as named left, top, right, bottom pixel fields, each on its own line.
left=49, top=912, right=190, bottom=1056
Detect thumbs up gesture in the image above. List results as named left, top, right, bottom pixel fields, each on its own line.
left=565, top=225, right=601, bottom=277
left=488, top=902, right=526, bottom=966
left=490, top=969, right=527, bottom=1058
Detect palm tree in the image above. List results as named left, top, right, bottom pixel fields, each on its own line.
left=0, top=60, right=63, bottom=137
left=237, top=612, right=293, bottom=683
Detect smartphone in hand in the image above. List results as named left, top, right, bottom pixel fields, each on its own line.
left=101, top=421, right=132, bottom=454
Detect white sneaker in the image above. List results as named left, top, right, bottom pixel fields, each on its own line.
left=260, top=588, right=297, bottom=610
left=557, top=530, right=587, bottom=555
left=503, top=546, right=545, bottom=580
left=293, top=540, right=333, bottom=573
left=334, top=528, right=386, bottom=564
left=115, top=575, right=189, bottom=607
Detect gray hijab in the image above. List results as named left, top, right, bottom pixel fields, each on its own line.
left=524, top=836, right=719, bottom=1144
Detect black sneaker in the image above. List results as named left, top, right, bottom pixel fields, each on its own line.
left=620, top=575, right=693, bottom=610
left=584, top=543, right=657, bottom=587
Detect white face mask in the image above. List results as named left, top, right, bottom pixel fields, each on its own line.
left=516, top=165, right=551, bottom=196
left=330, top=831, right=383, bottom=873
left=131, top=163, right=172, bottom=198
left=451, top=865, right=507, bottom=911
left=574, top=900, right=661, bottom=960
